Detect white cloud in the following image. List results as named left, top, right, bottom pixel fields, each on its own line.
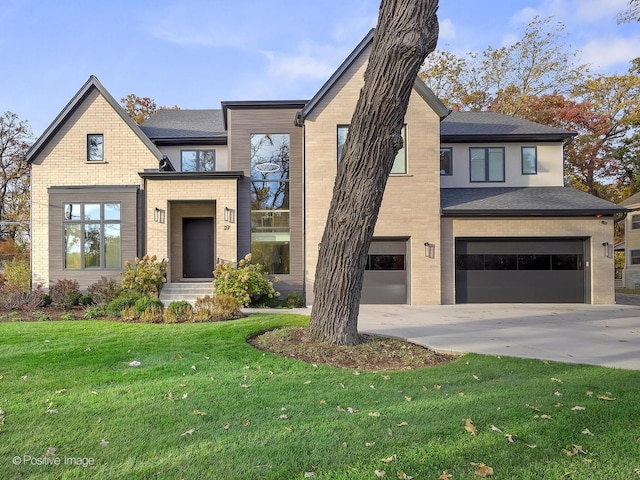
left=439, top=18, right=456, bottom=41
left=509, top=6, right=540, bottom=26
left=573, top=0, right=629, bottom=22
left=263, top=42, right=348, bottom=81
left=579, top=35, right=640, bottom=71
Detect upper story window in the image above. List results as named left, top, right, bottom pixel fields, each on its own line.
left=469, top=147, right=505, bottom=182
left=337, top=125, right=407, bottom=174
left=632, top=214, right=640, bottom=230
left=522, top=146, right=537, bottom=175
left=181, top=150, right=215, bottom=172
left=64, top=202, right=121, bottom=270
left=631, top=249, right=640, bottom=265
left=440, top=148, right=453, bottom=176
left=87, top=134, right=104, bottom=162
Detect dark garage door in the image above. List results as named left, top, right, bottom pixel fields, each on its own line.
left=361, top=240, right=408, bottom=304
left=455, top=238, right=586, bottom=303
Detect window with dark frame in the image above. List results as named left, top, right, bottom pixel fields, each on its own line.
left=337, top=124, right=407, bottom=174
left=631, top=250, right=640, bottom=265
left=440, top=147, right=452, bottom=175
left=87, top=134, right=104, bottom=162
left=521, top=146, right=537, bottom=175
left=181, top=150, right=216, bottom=172
left=469, top=147, right=505, bottom=182
left=63, top=202, right=121, bottom=270
left=632, top=214, right=640, bottom=230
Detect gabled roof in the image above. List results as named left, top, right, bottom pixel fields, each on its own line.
left=441, top=187, right=625, bottom=217
left=619, top=191, right=640, bottom=208
left=140, top=109, right=227, bottom=146
left=296, top=29, right=450, bottom=123
left=25, top=75, right=163, bottom=163
left=440, top=111, right=575, bottom=143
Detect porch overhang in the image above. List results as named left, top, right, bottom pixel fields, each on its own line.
left=139, top=171, right=244, bottom=180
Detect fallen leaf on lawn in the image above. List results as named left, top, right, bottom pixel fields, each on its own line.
left=342, top=442, right=347, bottom=448
left=490, top=425, right=502, bottom=432
left=21, top=375, right=27, bottom=380
left=304, top=380, right=312, bottom=385
left=582, top=428, right=594, bottom=436
left=223, top=423, right=230, bottom=430
left=191, top=365, right=197, bottom=371
left=96, top=417, right=101, bottom=423
left=369, top=412, right=381, bottom=417
left=318, top=399, right=326, bottom=405
left=473, top=375, right=480, bottom=381
left=634, top=468, right=640, bottom=475
left=243, top=365, right=250, bottom=370
left=0, top=375, right=3, bottom=380
left=397, top=471, right=413, bottom=479
left=180, top=429, right=195, bottom=436
left=90, top=391, right=98, bottom=395
left=85, top=347, right=91, bottom=352
left=204, top=356, right=209, bottom=360
left=193, top=410, right=207, bottom=416
left=0, top=416, right=4, bottom=425
left=554, top=391, right=563, bottom=396
left=366, top=442, right=376, bottom=447
left=563, top=444, right=590, bottom=456
left=179, top=383, right=186, bottom=387
left=182, top=393, right=188, bottom=399
left=100, top=439, right=109, bottom=447
left=339, top=383, right=345, bottom=389
left=526, top=404, right=541, bottom=412
left=572, top=406, right=586, bottom=411
left=347, top=407, right=358, bottom=413
left=279, top=414, right=288, bottom=419
left=175, top=353, right=182, bottom=359
left=434, top=384, right=442, bottom=390
left=464, top=418, right=477, bottom=436
left=240, top=384, right=251, bottom=388
left=336, top=406, right=345, bottom=412
left=303, top=472, right=315, bottom=478
left=397, top=421, right=409, bottom=427
left=458, top=392, right=465, bottom=397
left=554, top=403, right=563, bottom=408
left=472, top=463, right=494, bottom=477
left=268, top=370, right=274, bottom=375
left=586, top=391, right=593, bottom=397
left=374, top=470, right=385, bottom=478
left=46, top=409, right=58, bottom=414
left=46, top=447, right=56, bottom=456
left=505, top=434, right=515, bottom=443
left=353, top=370, right=360, bottom=376
left=55, top=389, right=67, bottom=394
left=243, top=419, right=250, bottom=426
left=128, top=361, right=141, bottom=367
left=439, top=471, right=453, bottom=480
left=404, top=396, right=412, bottom=402
left=540, top=415, right=552, bottom=420
left=551, top=377, right=563, bottom=384
left=370, top=385, right=376, bottom=389
left=526, top=444, right=537, bottom=449
left=597, top=395, right=616, bottom=401
left=381, top=455, right=396, bottom=463
left=387, top=428, right=394, bottom=437
left=383, top=375, right=390, bottom=380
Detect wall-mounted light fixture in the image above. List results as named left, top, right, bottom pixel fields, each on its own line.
left=153, top=207, right=165, bottom=223
left=424, top=242, right=435, bottom=259
left=224, top=207, right=235, bottom=223
left=602, top=241, right=612, bottom=258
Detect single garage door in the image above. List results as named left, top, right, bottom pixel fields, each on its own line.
left=361, top=240, right=408, bottom=304
left=455, top=238, right=586, bottom=303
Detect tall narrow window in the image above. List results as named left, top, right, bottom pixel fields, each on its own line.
left=440, top=147, right=453, bottom=175
left=631, top=214, right=640, bottom=230
left=470, top=147, right=505, bottom=182
left=337, top=124, right=407, bottom=174
left=181, top=150, right=216, bottom=172
left=521, top=146, right=537, bottom=174
left=87, top=134, right=104, bottom=161
left=250, top=134, right=290, bottom=274
left=63, top=202, right=121, bottom=269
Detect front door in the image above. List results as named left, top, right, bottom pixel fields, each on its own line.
left=183, top=217, right=214, bottom=278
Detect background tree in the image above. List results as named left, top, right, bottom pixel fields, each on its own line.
left=120, top=94, right=180, bottom=124
left=617, top=0, right=640, bottom=23
left=0, top=112, right=33, bottom=247
left=309, top=0, right=439, bottom=345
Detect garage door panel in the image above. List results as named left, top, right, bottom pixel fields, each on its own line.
left=361, top=239, right=408, bottom=304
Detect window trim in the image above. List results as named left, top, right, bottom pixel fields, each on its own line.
left=180, top=149, right=216, bottom=172
left=469, top=147, right=505, bottom=183
left=521, top=146, right=538, bottom=175
left=631, top=214, right=640, bottom=230
left=87, top=134, right=104, bottom=162
left=631, top=249, right=640, bottom=265
left=440, top=147, right=453, bottom=176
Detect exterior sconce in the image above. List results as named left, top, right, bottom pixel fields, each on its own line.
left=224, top=207, right=235, bottom=223
left=602, top=242, right=612, bottom=258
left=424, top=242, right=435, bottom=259
left=153, top=207, right=165, bottom=223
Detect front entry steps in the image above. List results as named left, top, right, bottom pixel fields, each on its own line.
left=160, top=282, right=214, bottom=306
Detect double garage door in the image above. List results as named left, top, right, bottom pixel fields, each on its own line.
left=455, top=238, right=587, bottom=303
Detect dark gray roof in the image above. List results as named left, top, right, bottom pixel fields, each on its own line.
left=440, top=111, right=575, bottom=142
left=140, top=109, right=226, bottom=141
left=441, top=187, right=625, bottom=216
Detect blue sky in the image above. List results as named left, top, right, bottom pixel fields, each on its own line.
left=1, top=0, right=638, bottom=136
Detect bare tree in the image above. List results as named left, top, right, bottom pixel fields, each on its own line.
left=120, top=94, right=180, bottom=124
left=309, top=0, right=439, bottom=345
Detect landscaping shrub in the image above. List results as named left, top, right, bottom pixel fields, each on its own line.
left=83, top=305, right=105, bottom=319
left=77, top=294, right=94, bottom=306
left=88, top=276, right=121, bottom=305
left=213, top=254, right=279, bottom=307
left=0, top=285, right=48, bottom=310
left=120, top=305, right=138, bottom=322
left=133, top=296, right=164, bottom=316
left=121, top=255, right=167, bottom=298
left=50, top=279, right=81, bottom=308
left=193, top=295, right=243, bottom=322
left=106, top=292, right=147, bottom=317
left=139, top=305, right=164, bottom=323
left=282, top=291, right=304, bottom=308
left=3, top=258, right=30, bottom=292
left=163, top=301, right=192, bottom=324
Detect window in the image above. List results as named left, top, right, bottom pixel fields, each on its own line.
left=365, top=254, right=405, bottom=270
left=456, top=253, right=583, bottom=271
left=631, top=250, right=640, bottom=265
left=250, top=134, right=290, bottom=274
left=181, top=150, right=215, bottom=172
left=337, top=124, right=407, bottom=174
left=470, top=147, right=505, bottom=182
left=87, top=134, right=104, bottom=161
left=440, top=148, right=452, bottom=175
left=64, top=203, right=121, bottom=269
left=522, top=146, right=537, bottom=174
left=632, top=214, right=640, bottom=230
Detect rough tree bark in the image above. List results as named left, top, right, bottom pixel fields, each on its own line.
left=309, top=0, right=439, bottom=345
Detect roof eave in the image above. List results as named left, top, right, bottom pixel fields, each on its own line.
left=138, top=170, right=244, bottom=180
left=441, top=209, right=626, bottom=217
left=221, top=100, right=308, bottom=130
left=150, top=136, right=228, bottom=147
left=441, top=134, right=573, bottom=143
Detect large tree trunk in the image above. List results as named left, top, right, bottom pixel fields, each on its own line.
left=309, top=0, right=439, bottom=345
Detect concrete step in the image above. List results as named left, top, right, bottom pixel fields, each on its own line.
left=160, top=282, right=214, bottom=306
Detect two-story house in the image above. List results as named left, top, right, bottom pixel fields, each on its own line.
left=26, top=30, right=623, bottom=305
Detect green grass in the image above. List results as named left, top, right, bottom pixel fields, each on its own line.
left=616, top=288, right=640, bottom=294
left=0, top=315, right=639, bottom=479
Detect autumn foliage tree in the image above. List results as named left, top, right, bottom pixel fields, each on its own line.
left=309, top=0, right=439, bottom=345
left=120, top=94, right=180, bottom=124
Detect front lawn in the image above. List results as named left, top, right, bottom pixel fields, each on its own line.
left=0, top=314, right=638, bottom=479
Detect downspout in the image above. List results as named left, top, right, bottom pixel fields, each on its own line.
left=295, top=111, right=307, bottom=305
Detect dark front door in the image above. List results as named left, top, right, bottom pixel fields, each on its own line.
left=183, top=218, right=214, bottom=278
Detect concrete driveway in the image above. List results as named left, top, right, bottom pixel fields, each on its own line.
left=357, top=301, right=640, bottom=370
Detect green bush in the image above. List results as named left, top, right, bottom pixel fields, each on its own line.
left=78, top=294, right=94, bottom=306
left=88, top=276, right=121, bottom=305
left=193, top=295, right=243, bottom=322
left=139, top=305, right=164, bottom=323
left=213, top=254, right=279, bottom=307
left=134, top=296, right=164, bottom=316
left=50, top=279, right=81, bottom=308
left=163, top=301, right=192, bottom=324
left=3, top=258, right=30, bottom=292
left=83, top=305, right=106, bottom=319
left=282, top=291, right=304, bottom=308
left=106, top=292, right=147, bottom=318
left=121, top=255, right=167, bottom=298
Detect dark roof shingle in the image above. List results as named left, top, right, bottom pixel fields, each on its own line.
left=140, top=109, right=226, bottom=140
